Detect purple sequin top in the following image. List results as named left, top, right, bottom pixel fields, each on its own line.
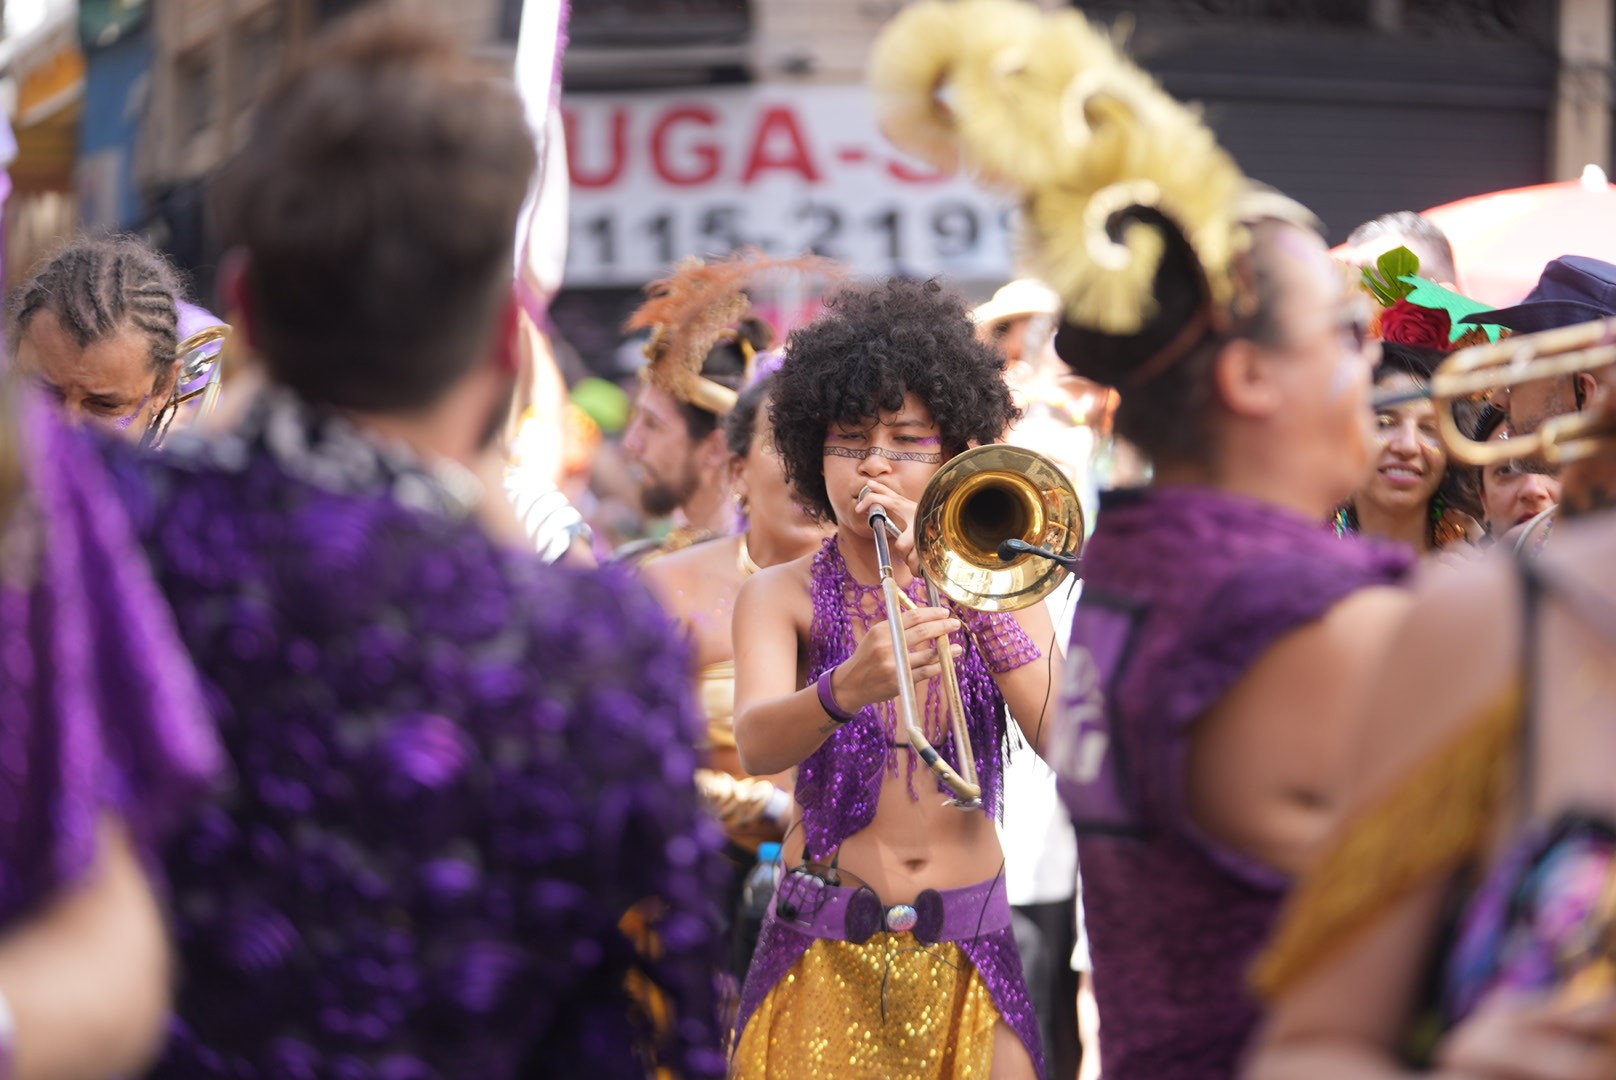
left=797, top=536, right=1039, bottom=858
left=736, top=535, right=1047, bottom=1076
left=0, top=396, right=218, bottom=925
left=1052, top=486, right=1411, bottom=1080
left=1443, top=814, right=1616, bottom=1028
left=96, top=388, right=728, bottom=1080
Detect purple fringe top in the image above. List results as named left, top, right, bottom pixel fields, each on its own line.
left=796, top=536, right=1039, bottom=857
left=1054, top=485, right=1412, bottom=1080
left=0, top=397, right=219, bottom=926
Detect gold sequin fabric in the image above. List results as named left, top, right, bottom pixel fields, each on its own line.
left=698, top=659, right=737, bottom=751
left=732, top=936, right=1002, bottom=1078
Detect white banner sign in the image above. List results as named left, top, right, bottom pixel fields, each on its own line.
left=562, top=85, right=1015, bottom=287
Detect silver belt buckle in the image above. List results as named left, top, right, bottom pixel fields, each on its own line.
left=884, top=903, right=918, bottom=933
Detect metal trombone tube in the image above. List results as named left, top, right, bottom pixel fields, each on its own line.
left=927, top=578, right=980, bottom=793
left=869, top=505, right=983, bottom=808
left=1431, top=317, right=1616, bottom=467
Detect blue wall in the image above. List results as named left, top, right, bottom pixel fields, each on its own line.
left=79, top=28, right=151, bottom=229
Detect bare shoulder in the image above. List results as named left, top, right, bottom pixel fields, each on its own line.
left=641, top=534, right=735, bottom=580
left=1313, top=583, right=1412, bottom=645
left=736, top=549, right=816, bottom=620
left=1350, top=550, right=1520, bottom=801
left=1230, top=583, right=1410, bottom=700
left=640, top=536, right=734, bottom=611
left=1538, top=512, right=1616, bottom=574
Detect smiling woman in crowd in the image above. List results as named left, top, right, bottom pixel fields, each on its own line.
left=1334, top=343, right=1479, bottom=553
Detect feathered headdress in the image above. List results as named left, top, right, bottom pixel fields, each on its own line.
left=870, top=0, right=1316, bottom=341
left=624, top=250, right=836, bottom=416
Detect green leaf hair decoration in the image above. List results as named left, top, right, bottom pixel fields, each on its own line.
left=1400, top=276, right=1506, bottom=343
left=1361, top=246, right=1421, bottom=307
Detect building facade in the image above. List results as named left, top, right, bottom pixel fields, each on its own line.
left=552, top=0, right=1614, bottom=372
left=0, top=0, right=1611, bottom=353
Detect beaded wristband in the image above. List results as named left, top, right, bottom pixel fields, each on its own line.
left=816, top=668, right=856, bottom=723
left=964, top=609, right=1043, bottom=674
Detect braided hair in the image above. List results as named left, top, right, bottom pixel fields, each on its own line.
left=8, top=237, right=185, bottom=436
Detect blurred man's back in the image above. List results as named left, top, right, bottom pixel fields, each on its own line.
left=99, top=16, right=727, bottom=1078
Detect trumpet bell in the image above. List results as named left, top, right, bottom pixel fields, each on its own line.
left=915, top=444, right=1083, bottom=612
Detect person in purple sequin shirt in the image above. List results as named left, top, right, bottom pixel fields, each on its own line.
left=90, top=17, right=728, bottom=1079
left=877, top=7, right=1424, bottom=1077
left=0, top=382, right=219, bottom=1079
left=1041, top=139, right=1412, bottom=1080
left=730, top=279, right=1058, bottom=1077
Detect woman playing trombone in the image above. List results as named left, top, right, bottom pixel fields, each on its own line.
left=730, top=277, right=1059, bottom=1079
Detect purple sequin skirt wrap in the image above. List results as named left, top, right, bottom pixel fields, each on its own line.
left=736, top=875, right=1046, bottom=1078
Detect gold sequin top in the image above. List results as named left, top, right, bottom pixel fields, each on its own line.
left=698, top=659, right=737, bottom=752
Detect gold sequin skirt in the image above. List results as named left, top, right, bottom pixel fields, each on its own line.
left=731, top=934, right=1003, bottom=1078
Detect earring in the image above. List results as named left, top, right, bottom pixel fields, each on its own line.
left=734, top=491, right=749, bottom=515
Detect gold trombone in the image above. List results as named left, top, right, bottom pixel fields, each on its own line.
left=144, top=323, right=233, bottom=450
left=868, top=444, right=1084, bottom=809
left=1426, top=316, right=1616, bottom=467
left=171, top=324, right=232, bottom=420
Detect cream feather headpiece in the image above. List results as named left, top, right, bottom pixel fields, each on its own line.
left=870, top=0, right=1317, bottom=339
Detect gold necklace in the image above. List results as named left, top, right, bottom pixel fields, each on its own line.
left=738, top=533, right=762, bottom=577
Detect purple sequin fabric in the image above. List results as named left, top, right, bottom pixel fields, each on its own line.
left=1055, top=486, right=1412, bottom=1080
left=95, top=388, right=728, bottom=1080
left=796, top=536, right=1037, bottom=857
left=735, top=536, right=1046, bottom=1074
left=0, top=396, right=219, bottom=925
left=1442, top=813, right=1616, bottom=1028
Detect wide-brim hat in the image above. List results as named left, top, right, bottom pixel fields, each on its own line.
left=972, top=279, right=1061, bottom=331
left=1460, top=254, right=1616, bottom=333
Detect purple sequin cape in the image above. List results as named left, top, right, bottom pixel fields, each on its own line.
left=96, top=389, right=728, bottom=1080
left=0, top=397, right=218, bottom=925
left=736, top=536, right=1046, bottom=1078
left=1054, top=486, right=1411, bottom=1080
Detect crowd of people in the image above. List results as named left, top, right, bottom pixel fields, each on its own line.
left=10, top=2, right=1616, bottom=1080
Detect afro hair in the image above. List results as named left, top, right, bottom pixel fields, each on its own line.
left=769, top=277, right=1019, bottom=521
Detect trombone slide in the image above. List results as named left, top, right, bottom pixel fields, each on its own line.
left=869, top=505, right=983, bottom=809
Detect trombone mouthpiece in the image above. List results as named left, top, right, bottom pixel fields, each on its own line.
left=867, top=504, right=903, bottom=536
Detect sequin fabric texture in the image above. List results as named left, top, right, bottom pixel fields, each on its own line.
left=795, top=535, right=1039, bottom=859
left=0, top=396, right=219, bottom=924
left=736, top=877, right=1045, bottom=1078
left=1057, top=486, right=1412, bottom=1080
left=732, top=937, right=1002, bottom=1077
left=95, top=389, right=729, bottom=1080
left=1443, top=814, right=1616, bottom=1026
left=735, top=535, right=1046, bottom=1076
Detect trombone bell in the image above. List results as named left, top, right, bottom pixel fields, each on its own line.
left=915, top=444, right=1083, bottom=612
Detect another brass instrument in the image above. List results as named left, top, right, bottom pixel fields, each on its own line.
left=144, top=323, right=232, bottom=450
left=869, top=444, right=1084, bottom=809
left=172, top=324, right=232, bottom=419
left=1428, top=316, right=1616, bottom=467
